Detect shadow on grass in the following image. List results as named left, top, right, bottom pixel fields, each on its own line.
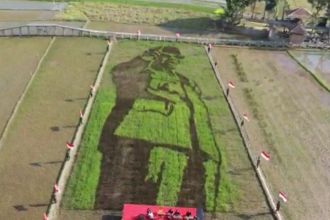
left=30, top=160, right=62, bottom=167
left=64, top=97, right=87, bottom=102
left=236, top=211, right=273, bottom=219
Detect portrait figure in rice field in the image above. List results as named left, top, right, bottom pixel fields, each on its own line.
left=96, top=46, right=221, bottom=211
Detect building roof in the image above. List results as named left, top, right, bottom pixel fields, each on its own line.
left=287, top=8, right=312, bottom=20
left=290, top=23, right=306, bottom=35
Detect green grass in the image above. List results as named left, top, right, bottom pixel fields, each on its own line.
left=146, top=147, right=188, bottom=206
left=64, top=40, right=242, bottom=212
left=185, top=85, right=219, bottom=161
left=47, top=0, right=214, bottom=13
left=62, top=63, right=116, bottom=209
left=115, top=99, right=192, bottom=148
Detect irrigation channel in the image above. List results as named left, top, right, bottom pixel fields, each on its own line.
left=0, top=24, right=329, bottom=49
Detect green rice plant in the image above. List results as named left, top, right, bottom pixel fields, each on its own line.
left=63, top=87, right=116, bottom=209
left=231, top=54, right=248, bottom=82
left=146, top=147, right=188, bottom=206
left=115, top=99, right=192, bottom=148
left=185, top=85, right=219, bottom=161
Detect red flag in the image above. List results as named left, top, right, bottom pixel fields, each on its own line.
left=80, top=110, right=83, bottom=118
left=66, top=142, right=74, bottom=150
left=54, top=184, right=60, bottom=193
left=261, top=151, right=270, bottom=161
left=228, top=81, right=236, bottom=89
left=279, top=191, right=288, bottom=202
left=176, top=33, right=181, bottom=38
left=243, top=113, right=250, bottom=122
left=43, top=213, right=48, bottom=220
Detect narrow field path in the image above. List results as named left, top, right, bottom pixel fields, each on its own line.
left=0, top=38, right=107, bottom=220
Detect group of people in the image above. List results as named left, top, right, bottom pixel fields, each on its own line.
left=142, top=208, right=197, bottom=220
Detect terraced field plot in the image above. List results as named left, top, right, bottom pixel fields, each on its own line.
left=0, top=37, right=106, bottom=220
left=64, top=41, right=271, bottom=219
left=0, top=37, right=50, bottom=138
left=213, top=47, right=330, bottom=220
left=289, top=50, right=330, bottom=91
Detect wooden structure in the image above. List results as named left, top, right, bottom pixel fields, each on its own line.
left=289, top=23, right=306, bottom=44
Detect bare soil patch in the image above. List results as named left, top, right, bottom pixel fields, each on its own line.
left=213, top=47, right=330, bottom=220
left=0, top=38, right=107, bottom=220
left=0, top=37, right=50, bottom=137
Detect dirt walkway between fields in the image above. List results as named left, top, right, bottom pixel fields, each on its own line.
left=0, top=38, right=107, bottom=220
left=87, top=21, right=252, bottom=40
left=213, top=47, right=330, bottom=220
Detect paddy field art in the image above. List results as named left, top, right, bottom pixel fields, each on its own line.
left=63, top=41, right=271, bottom=220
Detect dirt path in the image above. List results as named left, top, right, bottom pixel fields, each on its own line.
left=0, top=38, right=107, bottom=220
left=213, top=47, right=330, bottom=220
left=87, top=21, right=251, bottom=40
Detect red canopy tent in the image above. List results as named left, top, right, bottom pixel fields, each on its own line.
left=122, top=204, right=197, bottom=220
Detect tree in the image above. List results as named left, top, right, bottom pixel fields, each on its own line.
left=225, top=0, right=251, bottom=24
left=308, top=0, right=328, bottom=19
left=263, top=0, right=277, bottom=19
left=250, top=0, right=262, bottom=19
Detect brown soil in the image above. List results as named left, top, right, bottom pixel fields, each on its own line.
left=213, top=47, right=330, bottom=220
left=0, top=38, right=106, bottom=220
left=96, top=46, right=211, bottom=210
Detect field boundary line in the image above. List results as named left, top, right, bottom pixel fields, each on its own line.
left=287, top=50, right=330, bottom=93
left=0, top=37, right=56, bottom=151
left=205, top=47, right=283, bottom=220
left=47, top=41, right=113, bottom=220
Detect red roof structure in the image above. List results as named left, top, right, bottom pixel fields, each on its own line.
left=287, top=8, right=312, bottom=20
left=122, top=204, right=197, bottom=220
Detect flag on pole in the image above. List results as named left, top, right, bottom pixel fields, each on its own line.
left=279, top=191, right=288, bottom=203
left=54, top=184, right=60, bottom=193
left=228, top=81, right=236, bottom=89
left=80, top=110, right=84, bottom=118
left=43, top=213, right=49, bottom=220
left=243, top=113, right=250, bottom=122
left=90, top=85, right=96, bottom=93
left=261, top=151, right=271, bottom=161
left=66, top=142, right=74, bottom=150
